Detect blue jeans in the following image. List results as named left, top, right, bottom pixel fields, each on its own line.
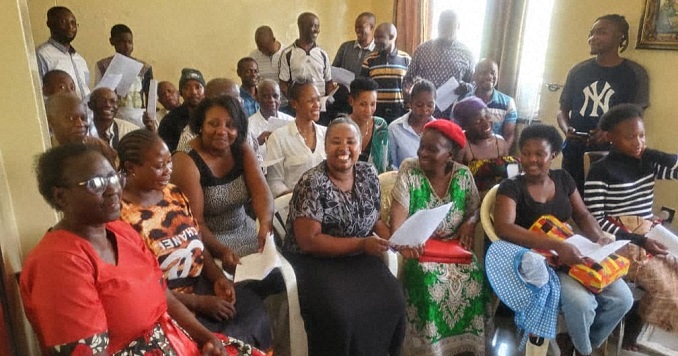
left=558, top=272, right=633, bottom=355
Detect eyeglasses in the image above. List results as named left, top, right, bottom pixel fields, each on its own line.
left=74, top=173, right=124, bottom=194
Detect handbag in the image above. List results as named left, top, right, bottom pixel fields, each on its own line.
left=529, top=215, right=630, bottom=294
left=608, top=215, right=654, bottom=235
left=419, top=238, right=473, bottom=264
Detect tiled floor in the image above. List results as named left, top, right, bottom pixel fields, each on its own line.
left=488, top=306, right=653, bottom=356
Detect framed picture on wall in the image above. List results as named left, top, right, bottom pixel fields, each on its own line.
left=637, top=0, right=678, bottom=49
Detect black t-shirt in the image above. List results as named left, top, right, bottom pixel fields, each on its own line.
left=559, top=58, right=649, bottom=132
left=497, top=169, right=577, bottom=229
left=158, top=104, right=190, bottom=152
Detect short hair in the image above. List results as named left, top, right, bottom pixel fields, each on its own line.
left=237, top=57, right=257, bottom=71
left=255, top=26, right=274, bottom=39
left=257, top=78, right=280, bottom=92
left=410, top=79, right=437, bottom=100
left=288, top=81, right=315, bottom=101
left=42, top=69, right=72, bottom=86
left=327, top=116, right=361, bottom=144
left=518, top=124, right=564, bottom=154
left=190, top=96, right=248, bottom=151
left=357, top=12, right=376, bottom=24
left=297, top=12, right=318, bottom=27
left=117, top=129, right=162, bottom=172
left=349, top=77, right=379, bottom=98
left=45, top=92, right=82, bottom=120
left=595, top=14, right=629, bottom=53
left=599, top=103, right=644, bottom=132
left=47, top=6, right=71, bottom=21
left=36, top=143, right=98, bottom=209
left=110, top=24, right=132, bottom=38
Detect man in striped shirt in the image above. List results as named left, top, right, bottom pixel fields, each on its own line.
left=361, top=23, right=411, bottom=123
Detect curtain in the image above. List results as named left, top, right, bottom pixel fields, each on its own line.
left=480, top=0, right=529, bottom=98
left=393, top=0, right=432, bottom=56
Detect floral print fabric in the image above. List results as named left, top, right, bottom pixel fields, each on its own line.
left=392, top=158, right=487, bottom=355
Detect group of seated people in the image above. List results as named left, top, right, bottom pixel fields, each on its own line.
left=21, top=4, right=678, bottom=356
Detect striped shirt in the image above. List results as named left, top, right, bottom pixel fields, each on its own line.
left=361, top=47, right=411, bottom=122
left=584, top=149, right=678, bottom=233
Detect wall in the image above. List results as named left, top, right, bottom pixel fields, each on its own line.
left=0, top=0, right=58, bottom=354
left=539, top=0, right=678, bottom=228
left=28, top=0, right=394, bottom=85
left=5, top=1, right=394, bottom=352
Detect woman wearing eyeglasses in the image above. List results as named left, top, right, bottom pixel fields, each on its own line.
left=20, top=143, right=264, bottom=355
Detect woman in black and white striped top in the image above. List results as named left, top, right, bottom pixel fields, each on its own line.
left=584, top=104, right=677, bottom=243
left=584, top=103, right=678, bottom=349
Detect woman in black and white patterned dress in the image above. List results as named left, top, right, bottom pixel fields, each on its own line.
left=283, top=117, right=406, bottom=356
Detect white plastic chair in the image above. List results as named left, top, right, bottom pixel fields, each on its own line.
left=271, top=193, right=308, bottom=356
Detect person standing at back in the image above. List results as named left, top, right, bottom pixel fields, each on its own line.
left=279, top=12, right=333, bottom=99
left=404, top=9, right=474, bottom=118
left=361, top=23, right=411, bottom=123
left=250, top=26, right=284, bottom=83
left=95, top=24, right=154, bottom=125
left=333, top=12, right=376, bottom=77
left=557, top=14, right=649, bottom=193
left=36, top=6, right=90, bottom=100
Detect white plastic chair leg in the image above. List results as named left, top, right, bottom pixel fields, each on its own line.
left=277, top=254, right=308, bottom=356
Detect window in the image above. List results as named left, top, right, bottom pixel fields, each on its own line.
left=514, top=0, right=556, bottom=121
left=429, top=0, right=555, bottom=122
left=430, top=0, right=488, bottom=61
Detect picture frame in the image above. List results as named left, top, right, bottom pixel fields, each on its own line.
left=637, top=0, right=678, bottom=50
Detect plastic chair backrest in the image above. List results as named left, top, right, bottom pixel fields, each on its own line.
left=480, top=184, right=500, bottom=242
left=273, top=193, right=293, bottom=243
left=378, top=171, right=398, bottom=224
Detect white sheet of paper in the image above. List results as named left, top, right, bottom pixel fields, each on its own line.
left=260, top=156, right=284, bottom=168
left=647, top=224, right=678, bottom=255
left=331, top=66, right=355, bottom=88
left=506, top=163, right=520, bottom=178
left=267, top=117, right=291, bottom=132
left=436, top=76, right=460, bottom=112
left=146, top=79, right=158, bottom=118
left=564, top=234, right=630, bottom=263
left=104, top=53, right=144, bottom=96
left=389, top=203, right=453, bottom=247
left=234, top=234, right=280, bottom=283
left=94, top=73, right=122, bottom=91
left=319, top=85, right=340, bottom=112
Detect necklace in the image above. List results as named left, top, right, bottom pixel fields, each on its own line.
left=358, top=120, right=373, bottom=139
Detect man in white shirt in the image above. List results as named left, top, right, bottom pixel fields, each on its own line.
left=278, top=12, right=333, bottom=98
left=36, top=6, right=90, bottom=100
left=89, top=87, right=139, bottom=150
left=248, top=79, right=294, bottom=159
left=249, top=26, right=284, bottom=83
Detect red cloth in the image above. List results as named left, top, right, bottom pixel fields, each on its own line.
left=20, top=220, right=168, bottom=353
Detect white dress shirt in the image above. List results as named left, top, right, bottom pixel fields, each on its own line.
left=265, top=121, right=327, bottom=197
left=248, top=110, right=295, bottom=159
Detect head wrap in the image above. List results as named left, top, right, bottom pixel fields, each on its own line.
left=453, top=96, right=487, bottom=125
left=178, top=68, right=206, bottom=90
left=424, top=119, right=466, bottom=148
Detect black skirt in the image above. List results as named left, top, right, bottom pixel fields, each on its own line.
left=284, top=252, right=406, bottom=356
